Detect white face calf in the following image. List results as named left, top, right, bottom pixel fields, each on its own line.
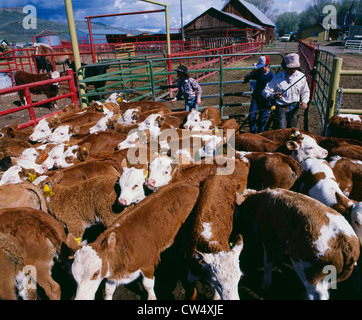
left=72, top=245, right=105, bottom=300
left=118, top=167, right=147, bottom=206
left=105, top=92, right=125, bottom=104
left=197, top=135, right=223, bottom=158
left=41, top=144, right=77, bottom=171
left=287, top=133, right=328, bottom=163
left=183, top=109, right=201, bottom=130
left=29, top=119, right=52, bottom=143
left=119, top=108, right=139, bottom=125
left=146, top=156, right=174, bottom=191
left=117, top=131, right=140, bottom=150
left=18, top=148, right=39, bottom=162
left=137, top=114, right=162, bottom=140
left=0, top=165, right=23, bottom=185
left=89, top=112, right=114, bottom=134
left=195, top=238, right=244, bottom=300
left=191, top=120, right=212, bottom=131
left=46, top=125, right=78, bottom=144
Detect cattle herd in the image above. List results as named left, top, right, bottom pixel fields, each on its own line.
left=0, top=94, right=361, bottom=300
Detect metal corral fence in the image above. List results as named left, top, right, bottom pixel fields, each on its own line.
left=76, top=48, right=284, bottom=120
left=0, top=69, right=78, bottom=129
left=298, top=40, right=362, bottom=134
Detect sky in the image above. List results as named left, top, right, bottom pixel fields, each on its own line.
left=0, top=0, right=312, bottom=32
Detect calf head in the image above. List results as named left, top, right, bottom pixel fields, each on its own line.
left=285, top=131, right=328, bottom=163
left=350, top=202, right=362, bottom=246
left=191, top=120, right=212, bottom=131
left=118, top=165, right=148, bottom=206
left=146, top=155, right=175, bottom=191
left=194, top=234, right=244, bottom=300
left=137, top=113, right=163, bottom=140
left=46, top=125, right=80, bottom=144
left=89, top=112, right=114, bottom=134
left=184, top=109, right=201, bottom=130
left=72, top=245, right=106, bottom=300
left=119, top=107, right=141, bottom=125
left=29, top=119, right=53, bottom=143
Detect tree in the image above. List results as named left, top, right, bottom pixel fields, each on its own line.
left=275, top=12, right=300, bottom=36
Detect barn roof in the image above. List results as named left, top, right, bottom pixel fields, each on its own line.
left=222, top=0, right=276, bottom=27
left=184, top=7, right=265, bottom=30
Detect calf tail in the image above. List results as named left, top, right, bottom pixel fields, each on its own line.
left=335, top=235, right=360, bottom=283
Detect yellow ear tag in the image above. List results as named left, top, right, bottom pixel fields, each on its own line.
left=214, top=128, right=219, bottom=133
left=74, top=237, right=82, bottom=244
left=117, top=97, right=123, bottom=103
left=270, top=105, right=276, bottom=111
left=145, top=170, right=149, bottom=179
left=291, top=133, right=296, bottom=138
left=118, top=114, right=122, bottom=118
left=82, top=147, right=87, bottom=151
left=229, top=242, right=234, bottom=248
left=28, top=173, right=38, bottom=183
left=43, top=184, right=55, bottom=197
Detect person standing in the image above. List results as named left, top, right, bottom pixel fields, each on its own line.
left=170, top=65, right=202, bottom=111
left=244, top=56, right=275, bottom=133
left=262, top=53, right=310, bottom=129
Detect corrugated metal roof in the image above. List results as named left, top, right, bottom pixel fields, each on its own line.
left=233, top=0, right=275, bottom=27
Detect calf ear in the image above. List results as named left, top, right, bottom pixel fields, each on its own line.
left=285, top=140, right=299, bottom=151
left=71, top=125, right=80, bottom=136
left=107, top=232, right=117, bottom=250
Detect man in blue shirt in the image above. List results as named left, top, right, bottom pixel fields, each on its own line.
left=170, top=65, right=202, bottom=111
left=244, top=56, right=275, bottom=133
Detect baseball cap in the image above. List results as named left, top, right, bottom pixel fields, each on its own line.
left=284, top=53, right=300, bottom=68
left=256, top=56, right=270, bottom=68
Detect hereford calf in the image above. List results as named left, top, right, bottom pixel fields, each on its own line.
left=280, top=130, right=328, bottom=163
left=318, top=137, right=362, bottom=161
left=298, top=158, right=362, bottom=245
left=185, top=175, right=244, bottom=300
left=236, top=151, right=301, bottom=190
left=0, top=182, right=47, bottom=211
left=38, top=174, right=123, bottom=238
left=71, top=181, right=200, bottom=300
left=235, top=133, right=280, bottom=152
left=329, top=156, right=362, bottom=201
left=328, top=114, right=362, bottom=141
left=237, top=188, right=360, bottom=300
left=14, top=71, right=60, bottom=109
left=0, top=207, right=79, bottom=300
left=0, top=232, right=27, bottom=300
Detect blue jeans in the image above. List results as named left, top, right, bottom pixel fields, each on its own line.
left=185, top=96, right=199, bottom=112
left=249, top=98, right=270, bottom=133
left=273, top=104, right=299, bottom=129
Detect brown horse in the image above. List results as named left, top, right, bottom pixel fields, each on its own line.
left=34, top=43, right=71, bottom=70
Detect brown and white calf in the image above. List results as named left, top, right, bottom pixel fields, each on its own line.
left=280, top=130, right=329, bottom=163
left=0, top=207, right=79, bottom=300
left=185, top=174, right=244, bottom=300
left=237, top=188, right=360, bottom=300
left=71, top=181, right=200, bottom=300
left=236, top=151, right=301, bottom=190
left=328, top=114, right=362, bottom=141
left=329, top=156, right=362, bottom=201
left=235, top=133, right=280, bottom=152
left=298, top=157, right=362, bottom=245
left=14, top=71, right=60, bottom=109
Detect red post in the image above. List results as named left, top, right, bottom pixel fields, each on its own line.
left=67, top=68, right=79, bottom=105
left=87, top=17, right=97, bottom=64
left=24, top=87, right=36, bottom=123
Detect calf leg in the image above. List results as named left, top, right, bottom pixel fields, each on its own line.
left=142, top=276, right=156, bottom=300
left=261, top=245, right=276, bottom=290
left=35, top=262, right=61, bottom=300
left=104, top=280, right=117, bottom=300
left=291, top=258, right=330, bottom=300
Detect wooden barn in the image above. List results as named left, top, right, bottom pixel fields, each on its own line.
left=183, top=0, right=275, bottom=46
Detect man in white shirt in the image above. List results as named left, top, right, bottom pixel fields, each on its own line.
left=262, top=53, right=310, bottom=129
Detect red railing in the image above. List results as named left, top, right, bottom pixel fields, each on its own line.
left=0, top=69, right=78, bottom=129
left=298, top=39, right=318, bottom=100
